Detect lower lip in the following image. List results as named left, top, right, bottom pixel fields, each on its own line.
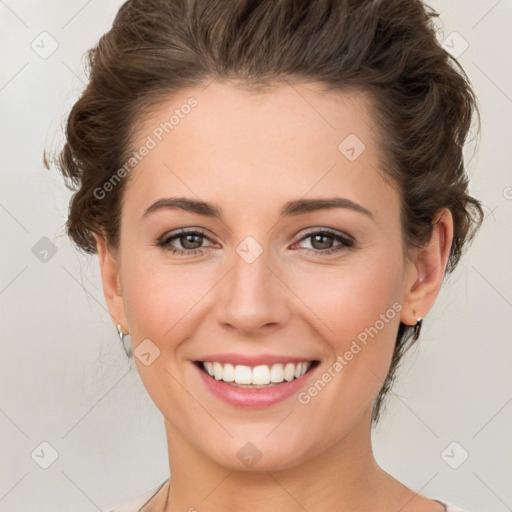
left=194, top=363, right=318, bottom=408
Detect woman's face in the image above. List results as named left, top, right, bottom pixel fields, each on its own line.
left=96, top=80, right=445, bottom=472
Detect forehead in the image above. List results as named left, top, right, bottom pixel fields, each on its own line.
left=122, top=80, right=397, bottom=224
left=133, top=79, right=376, bottom=154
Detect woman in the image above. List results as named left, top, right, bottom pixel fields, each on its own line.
left=49, top=0, right=484, bottom=510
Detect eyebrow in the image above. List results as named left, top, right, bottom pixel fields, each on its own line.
left=141, top=197, right=374, bottom=220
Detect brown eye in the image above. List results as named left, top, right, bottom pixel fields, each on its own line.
left=157, top=229, right=213, bottom=255
left=295, top=229, right=354, bottom=255
left=310, top=233, right=336, bottom=250
left=175, top=232, right=204, bottom=250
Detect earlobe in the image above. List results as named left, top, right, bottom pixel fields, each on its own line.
left=400, top=208, right=454, bottom=327
left=92, top=233, right=128, bottom=332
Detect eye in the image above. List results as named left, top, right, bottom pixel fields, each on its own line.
left=157, top=229, right=214, bottom=256
left=293, top=228, right=354, bottom=255
left=156, top=227, right=355, bottom=257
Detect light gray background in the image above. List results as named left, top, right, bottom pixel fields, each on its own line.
left=1, top=1, right=511, bottom=511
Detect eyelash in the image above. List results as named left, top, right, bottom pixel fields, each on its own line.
left=156, top=228, right=355, bottom=257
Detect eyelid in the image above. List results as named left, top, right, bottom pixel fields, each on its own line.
left=291, top=227, right=354, bottom=254
left=159, top=227, right=216, bottom=246
left=293, top=226, right=354, bottom=243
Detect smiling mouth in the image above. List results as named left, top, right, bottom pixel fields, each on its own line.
left=194, top=360, right=320, bottom=388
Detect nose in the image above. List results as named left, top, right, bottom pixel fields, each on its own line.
left=216, top=246, right=291, bottom=337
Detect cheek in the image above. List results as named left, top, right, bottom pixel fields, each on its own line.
left=287, top=253, right=403, bottom=396
left=119, top=254, right=211, bottom=412
left=278, top=258, right=403, bottom=453
left=290, top=252, right=402, bottom=341
left=121, top=252, right=212, bottom=342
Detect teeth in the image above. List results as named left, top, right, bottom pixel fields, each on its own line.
left=223, top=363, right=235, bottom=382
left=201, top=361, right=313, bottom=385
left=213, top=362, right=223, bottom=380
left=234, top=365, right=252, bottom=384
left=204, top=362, right=214, bottom=377
left=269, top=363, right=284, bottom=383
left=284, top=363, right=295, bottom=382
left=252, top=365, right=270, bottom=385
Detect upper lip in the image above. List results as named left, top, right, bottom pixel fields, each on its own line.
left=194, top=353, right=318, bottom=366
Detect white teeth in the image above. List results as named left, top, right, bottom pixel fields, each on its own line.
left=213, top=362, right=223, bottom=380
left=252, top=365, right=271, bottom=385
left=284, top=363, right=295, bottom=382
left=205, top=362, right=214, bottom=376
left=234, top=365, right=252, bottom=384
left=223, top=363, right=235, bottom=382
left=269, top=363, right=284, bottom=383
left=201, top=361, right=313, bottom=385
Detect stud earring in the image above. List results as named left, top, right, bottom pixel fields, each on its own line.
left=117, top=324, right=132, bottom=358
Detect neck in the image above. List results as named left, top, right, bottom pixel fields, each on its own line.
left=161, top=408, right=397, bottom=512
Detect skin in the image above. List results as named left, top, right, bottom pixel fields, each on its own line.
left=94, top=80, right=453, bottom=512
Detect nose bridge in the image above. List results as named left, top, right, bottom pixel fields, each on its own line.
left=216, top=238, right=289, bottom=334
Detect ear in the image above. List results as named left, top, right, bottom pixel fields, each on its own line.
left=93, top=233, right=129, bottom=333
left=400, top=208, right=454, bottom=326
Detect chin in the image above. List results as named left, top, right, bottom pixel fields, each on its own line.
left=201, top=431, right=317, bottom=473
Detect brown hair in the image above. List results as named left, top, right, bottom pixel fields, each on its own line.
left=45, top=0, right=485, bottom=423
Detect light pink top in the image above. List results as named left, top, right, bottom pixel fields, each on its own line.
left=106, top=480, right=471, bottom=512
